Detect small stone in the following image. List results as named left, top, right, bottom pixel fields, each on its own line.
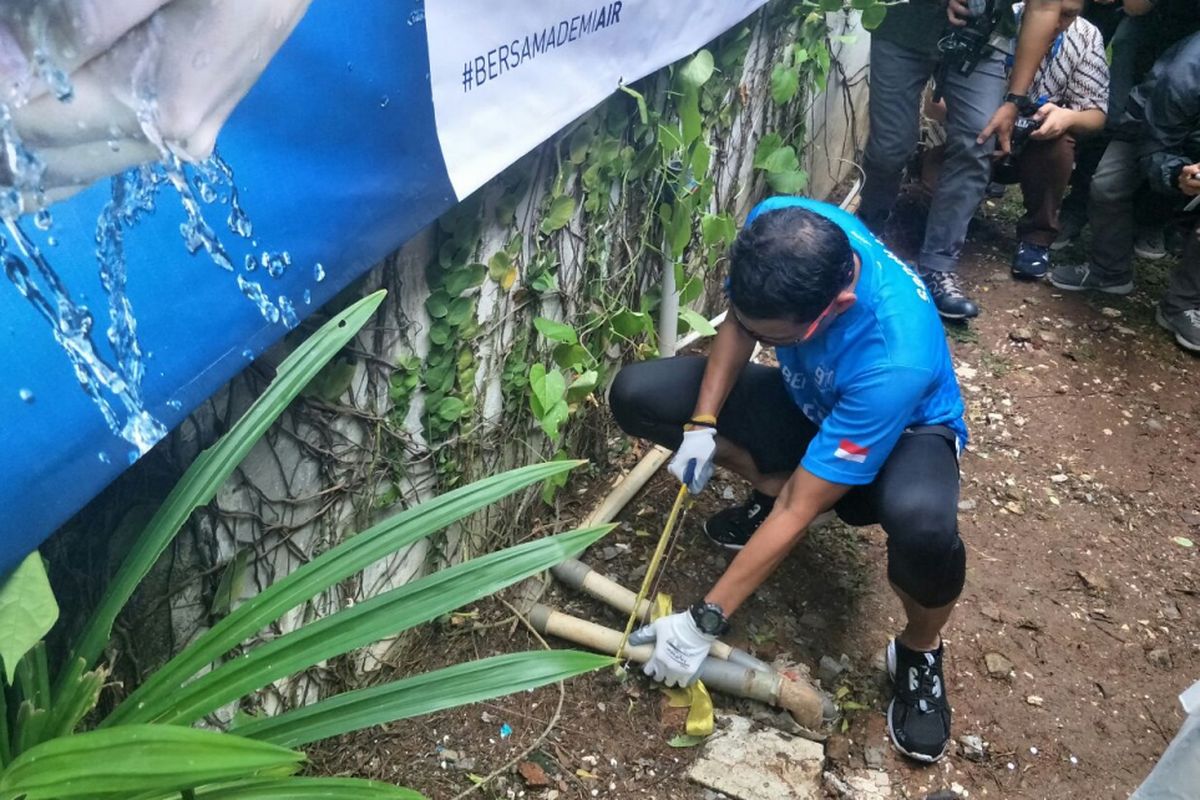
left=518, top=761, right=549, bottom=787
left=456, top=757, right=477, bottom=771
left=1036, top=329, right=1060, bottom=345
left=440, top=749, right=460, bottom=762
left=799, top=610, right=828, bottom=629
left=1003, top=500, right=1025, bottom=516
left=984, top=652, right=1014, bottom=680
left=1146, top=418, right=1165, bottom=433
left=1026, top=695, right=1044, bottom=707
left=818, top=654, right=849, bottom=685
left=1162, top=600, right=1182, bottom=621
left=1076, top=570, right=1110, bottom=594
left=1010, top=327, right=1034, bottom=343
left=1100, top=307, right=1122, bottom=318
left=958, top=734, right=986, bottom=761
left=1115, top=325, right=1137, bottom=336
left=958, top=498, right=977, bottom=512
left=1050, top=473, right=1069, bottom=483
left=721, top=485, right=736, bottom=501
left=825, top=734, right=851, bottom=763
left=864, top=744, right=886, bottom=770
left=1147, top=648, right=1172, bottom=669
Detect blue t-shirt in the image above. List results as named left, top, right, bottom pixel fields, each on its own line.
left=743, top=196, right=968, bottom=486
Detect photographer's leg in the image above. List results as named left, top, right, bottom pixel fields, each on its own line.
left=920, top=51, right=1007, bottom=276
left=1016, top=134, right=1075, bottom=247
left=859, top=38, right=934, bottom=237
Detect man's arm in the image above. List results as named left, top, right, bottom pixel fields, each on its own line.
left=704, top=467, right=849, bottom=614
left=976, top=0, right=1063, bottom=152
left=1030, top=104, right=1106, bottom=139
left=1137, top=56, right=1200, bottom=194
left=689, top=316, right=756, bottom=421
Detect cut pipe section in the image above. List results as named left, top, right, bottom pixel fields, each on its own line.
left=529, top=604, right=832, bottom=730
left=550, top=557, right=772, bottom=673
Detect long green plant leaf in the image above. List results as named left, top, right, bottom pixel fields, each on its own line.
left=0, top=725, right=302, bottom=800
left=59, top=292, right=388, bottom=704
left=105, top=459, right=584, bottom=728
left=238, top=650, right=612, bottom=748
left=188, top=778, right=426, bottom=799
left=127, top=525, right=611, bottom=726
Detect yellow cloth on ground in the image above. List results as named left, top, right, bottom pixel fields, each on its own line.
left=653, top=593, right=714, bottom=737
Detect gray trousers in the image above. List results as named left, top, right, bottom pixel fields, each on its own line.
left=1090, top=140, right=1200, bottom=314
left=860, top=38, right=1008, bottom=273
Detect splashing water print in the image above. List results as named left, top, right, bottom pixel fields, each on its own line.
left=2, top=51, right=319, bottom=457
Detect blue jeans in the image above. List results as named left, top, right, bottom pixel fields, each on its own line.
left=859, top=38, right=1008, bottom=273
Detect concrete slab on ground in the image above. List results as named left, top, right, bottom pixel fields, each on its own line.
left=687, top=714, right=824, bottom=800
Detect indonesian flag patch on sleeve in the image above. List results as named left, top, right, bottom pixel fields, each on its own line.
left=834, top=439, right=869, bottom=463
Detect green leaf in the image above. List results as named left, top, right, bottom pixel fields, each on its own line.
left=552, top=343, right=592, bottom=371
left=529, top=270, right=558, bottom=294
left=1172, top=536, right=1194, bottom=548
left=761, top=145, right=800, bottom=174
left=677, top=49, right=715, bottom=90
left=667, top=734, right=707, bottom=748
left=567, top=370, right=599, bottom=403
left=446, top=296, right=475, bottom=327
left=429, top=321, right=451, bottom=347
left=239, top=650, right=611, bottom=748
left=125, top=526, right=611, bottom=726
left=487, top=251, right=512, bottom=282
left=434, top=397, right=467, bottom=423
left=210, top=549, right=251, bottom=618
left=445, top=264, right=487, bottom=297
left=424, top=292, right=449, bottom=319
left=851, top=0, right=873, bottom=9
left=620, top=85, right=650, bottom=125
left=0, top=553, right=58, bottom=685
left=0, top=726, right=301, bottom=800
left=528, top=365, right=569, bottom=442
left=540, top=195, right=575, bottom=234
left=823, top=0, right=846, bottom=11
left=861, top=3, right=888, bottom=29
left=700, top=214, right=737, bottom=248
left=190, top=778, right=425, bottom=799
left=533, top=317, right=579, bottom=345
left=105, top=460, right=585, bottom=727
left=610, top=309, right=650, bottom=339
left=770, top=65, right=800, bottom=105
left=752, top=133, right=785, bottom=169
left=768, top=169, right=809, bottom=195
left=679, top=308, right=717, bottom=337
left=679, top=90, right=702, bottom=149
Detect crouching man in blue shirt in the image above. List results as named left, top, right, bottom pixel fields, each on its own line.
left=611, top=196, right=969, bottom=762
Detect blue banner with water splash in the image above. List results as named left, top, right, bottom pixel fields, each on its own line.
left=0, top=0, right=767, bottom=577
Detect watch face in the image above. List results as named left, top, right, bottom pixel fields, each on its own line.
left=698, top=610, right=721, bottom=632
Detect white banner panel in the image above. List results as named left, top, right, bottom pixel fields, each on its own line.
left=426, top=0, right=769, bottom=199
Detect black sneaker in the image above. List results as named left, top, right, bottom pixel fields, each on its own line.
left=703, top=491, right=775, bottom=550
left=1011, top=241, right=1050, bottom=280
left=920, top=270, right=980, bottom=320
left=886, top=639, right=952, bottom=763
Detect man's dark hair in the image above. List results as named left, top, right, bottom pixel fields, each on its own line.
left=727, top=206, right=855, bottom=322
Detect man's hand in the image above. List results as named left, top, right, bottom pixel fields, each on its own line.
left=980, top=102, right=1020, bottom=154
left=1178, top=163, right=1200, bottom=196
left=668, top=427, right=717, bottom=494
left=1030, top=103, right=1074, bottom=140
left=947, top=0, right=972, bottom=26
left=628, top=610, right=715, bottom=687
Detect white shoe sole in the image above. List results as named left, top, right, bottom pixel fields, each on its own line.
left=1134, top=245, right=1166, bottom=261
left=1156, top=308, right=1200, bottom=353
left=885, top=640, right=949, bottom=764
left=1049, top=237, right=1077, bottom=252
left=1047, top=275, right=1134, bottom=295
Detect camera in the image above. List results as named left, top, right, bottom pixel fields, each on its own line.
left=1009, top=115, right=1042, bottom=157
left=933, top=0, right=999, bottom=101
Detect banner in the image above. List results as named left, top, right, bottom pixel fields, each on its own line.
left=0, top=0, right=767, bottom=578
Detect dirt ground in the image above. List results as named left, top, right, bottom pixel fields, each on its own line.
left=310, top=193, right=1200, bottom=799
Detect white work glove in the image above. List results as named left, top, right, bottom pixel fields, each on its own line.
left=668, top=427, right=717, bottom=494
left=627, top=610, right=716, bottom=687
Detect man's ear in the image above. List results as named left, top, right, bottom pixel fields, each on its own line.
left=833, top=288, right=857, bottom=314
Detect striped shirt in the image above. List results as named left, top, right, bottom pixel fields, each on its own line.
left=1015, top=3, right=1110, bottom=114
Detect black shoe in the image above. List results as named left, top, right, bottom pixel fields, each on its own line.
left=703, top=491, right=775, bottom=550
left=886, top=639, right=952, bottom=763
left=920, top=270, right=979, bottom=320
left=1011, top=241, right=1050, bottom=280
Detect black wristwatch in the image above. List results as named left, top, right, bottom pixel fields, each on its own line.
left=1004, top=92, right=1038, bottom=116
left=689, top=601, right=731, bottom=636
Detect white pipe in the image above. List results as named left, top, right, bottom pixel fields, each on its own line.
left=658, top=256, right=679, bottom=357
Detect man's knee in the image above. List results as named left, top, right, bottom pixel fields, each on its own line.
left=608, top=363, right=650, bottom=437
left=882, top=498, right=966, bottom=607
